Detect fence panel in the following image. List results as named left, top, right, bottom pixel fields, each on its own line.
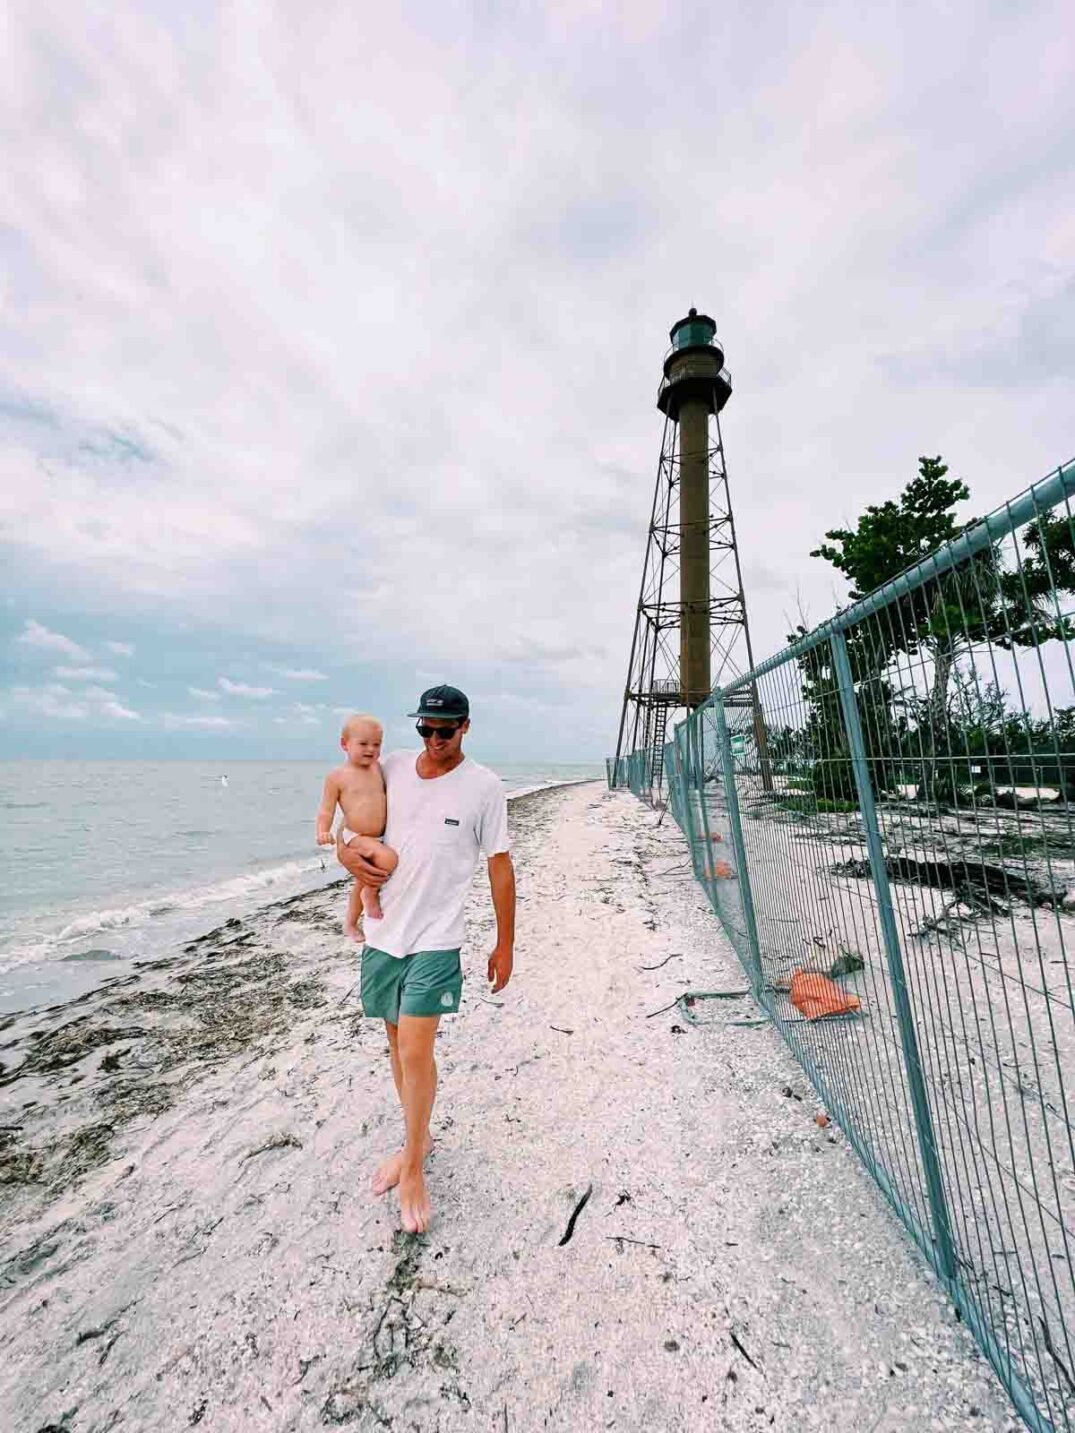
left=609, top=459, right=1075, bottom=1432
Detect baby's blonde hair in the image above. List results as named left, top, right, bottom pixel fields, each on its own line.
left=341, top=712, right=383, bottom=740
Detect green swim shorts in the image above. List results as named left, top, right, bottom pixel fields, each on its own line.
left=360, top=945, right=463, bottom=1023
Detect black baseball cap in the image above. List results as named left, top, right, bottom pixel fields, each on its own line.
left=408, top=684, right=470, bottom=721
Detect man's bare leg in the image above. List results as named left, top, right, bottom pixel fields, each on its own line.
left=371, top=1019, right=434, bottom=1196
left=396, top=1014, right=440, bottom=1232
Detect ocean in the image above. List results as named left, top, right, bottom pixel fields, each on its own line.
left=0, top=759, right=599, bottom=1014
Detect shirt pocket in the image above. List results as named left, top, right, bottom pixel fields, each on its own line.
left=432, top=815, right=467, bottom=847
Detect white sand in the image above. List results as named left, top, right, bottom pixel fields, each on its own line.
left=0, top=784, right=1018, bottom=1430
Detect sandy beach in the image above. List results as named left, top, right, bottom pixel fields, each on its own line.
left=0, top=782, right=1018, bottom=1431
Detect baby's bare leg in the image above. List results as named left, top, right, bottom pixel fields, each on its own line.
left=344, top=881, right=364, bottom=942
left=348, top=837, right=398, bottom=923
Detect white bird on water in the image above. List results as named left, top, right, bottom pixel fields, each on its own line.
left=220, top=775, right=228, bottom=787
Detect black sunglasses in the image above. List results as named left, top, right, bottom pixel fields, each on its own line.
left=416, top=721, right=463, bottom=741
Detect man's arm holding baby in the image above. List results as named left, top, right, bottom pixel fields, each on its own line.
left=316, top=774, right=340, bottom=847
left=336, top=835, right=391, bottom=887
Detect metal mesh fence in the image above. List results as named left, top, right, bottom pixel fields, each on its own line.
left=609, top=459, right=1075, bottom=1431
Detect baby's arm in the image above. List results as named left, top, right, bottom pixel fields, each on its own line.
left=316, top=773, right=340, bottom=847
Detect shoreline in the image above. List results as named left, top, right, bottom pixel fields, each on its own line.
left=0, top=783, right=1016, bottom=1431
left=0, top=777, right=601, bottom=1020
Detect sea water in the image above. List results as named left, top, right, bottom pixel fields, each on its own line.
left=0, top=759, right=599, bottom=1013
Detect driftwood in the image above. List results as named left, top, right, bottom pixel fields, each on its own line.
left=833, top=854, right=1059, bottom=907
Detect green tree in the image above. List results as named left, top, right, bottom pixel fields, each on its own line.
left=808, top=456, right=1075, bottom=803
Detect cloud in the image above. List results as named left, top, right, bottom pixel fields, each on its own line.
left=7, top=681, right=139, bottom=722
left=163, top=712, right=239, bottom=730
left=8, top=684, right=86, bottom=720
left=218, top=676, right=276, bottom=699
left=268, top=666, right=328, bottom=682
left=97, top=697, right=140, bottom=721
left=54, top=664, right=119, bottom=682
left=103, top=640, right=135, bottom=657
left=188, top=686, right=221, bottom=700
left=1, top=4, right=1071, bottom=760
left=14, top=619, right=90, bottom=661
left=272, top=700, right=326, bottom=727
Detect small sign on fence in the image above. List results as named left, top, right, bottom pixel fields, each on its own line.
left=730, top=734, right=746, bottom=758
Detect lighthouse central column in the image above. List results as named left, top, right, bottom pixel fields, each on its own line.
left=679, top=395, right=711, bottom=708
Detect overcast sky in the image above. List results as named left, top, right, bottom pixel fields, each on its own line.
left=1, top=1, right=1072, bottom=763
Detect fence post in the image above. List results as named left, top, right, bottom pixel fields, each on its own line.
left=830, top=631, right=958, bottom=1284
left=682, top=716, right=708, bottom=871
left=713, top=693, right=765, bottom=997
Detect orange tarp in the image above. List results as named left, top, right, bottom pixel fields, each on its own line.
left=703, top=860, right=735, bottom=880
left=790, top=970, right=862, bottom=1020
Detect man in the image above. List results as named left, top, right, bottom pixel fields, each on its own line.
left=337, top=684, right=516, bottom=1234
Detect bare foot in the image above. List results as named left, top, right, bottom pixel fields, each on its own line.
left=371, top=1137, right=433, bottom=1196
left=344, top=918, right=364, bottom=943
left=399, top=1164, right=433, bottom=1234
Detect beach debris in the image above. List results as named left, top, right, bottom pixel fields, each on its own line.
left=815, top=1113, right=831, bottom=1128
left=833, top=852, right=1060, bottom=908
left=414, top=1277, right=468, bottom=1296
left=678, top=989, right=754, bottom=1027
left=915, top=888, right=1010, bottom=940
left=0, top=1127, right=41, bottom=1185
left=670, top=1024, right=685, bottom=1034
left=1039, top=1315, right=1075, bottom=1396
left=549, top=1025, right=574, bottom=1035
left=827, top=949, right=865, bottom=978
left=730, top=1330, right=760, bottom=1372
left=240, top=1131, right=303, bottom=1164
left=789, top=970, right=861, bottom=1021
left=645, top=998, right=681, bottom=1019
left=703, top=860, right=735, bottom=880
left=638, top=952, right=683, bottom=971
left=608, top=1236, right=662, bottom=1250
left=558, top=1184, right=593, bottom=1247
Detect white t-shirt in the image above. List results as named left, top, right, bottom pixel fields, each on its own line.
left=370, top=751, right=510, bottom=958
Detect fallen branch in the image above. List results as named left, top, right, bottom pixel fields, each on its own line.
left=638, top=953, right=682, bottom=972
left=558, top=1184, right=593, bottom=1247
left=414, top=1277, right=468, bottom=1297
left=1040, top=1315, right=1075, bottom=1397
left=241, top=1132, right=303, bottom=1163
left=730, top=1330, right=760, bottom=1372
left=834, top=853, right=1059, bottom=908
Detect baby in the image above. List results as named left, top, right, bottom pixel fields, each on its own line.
left=316, top=714, right=399, bottom=941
